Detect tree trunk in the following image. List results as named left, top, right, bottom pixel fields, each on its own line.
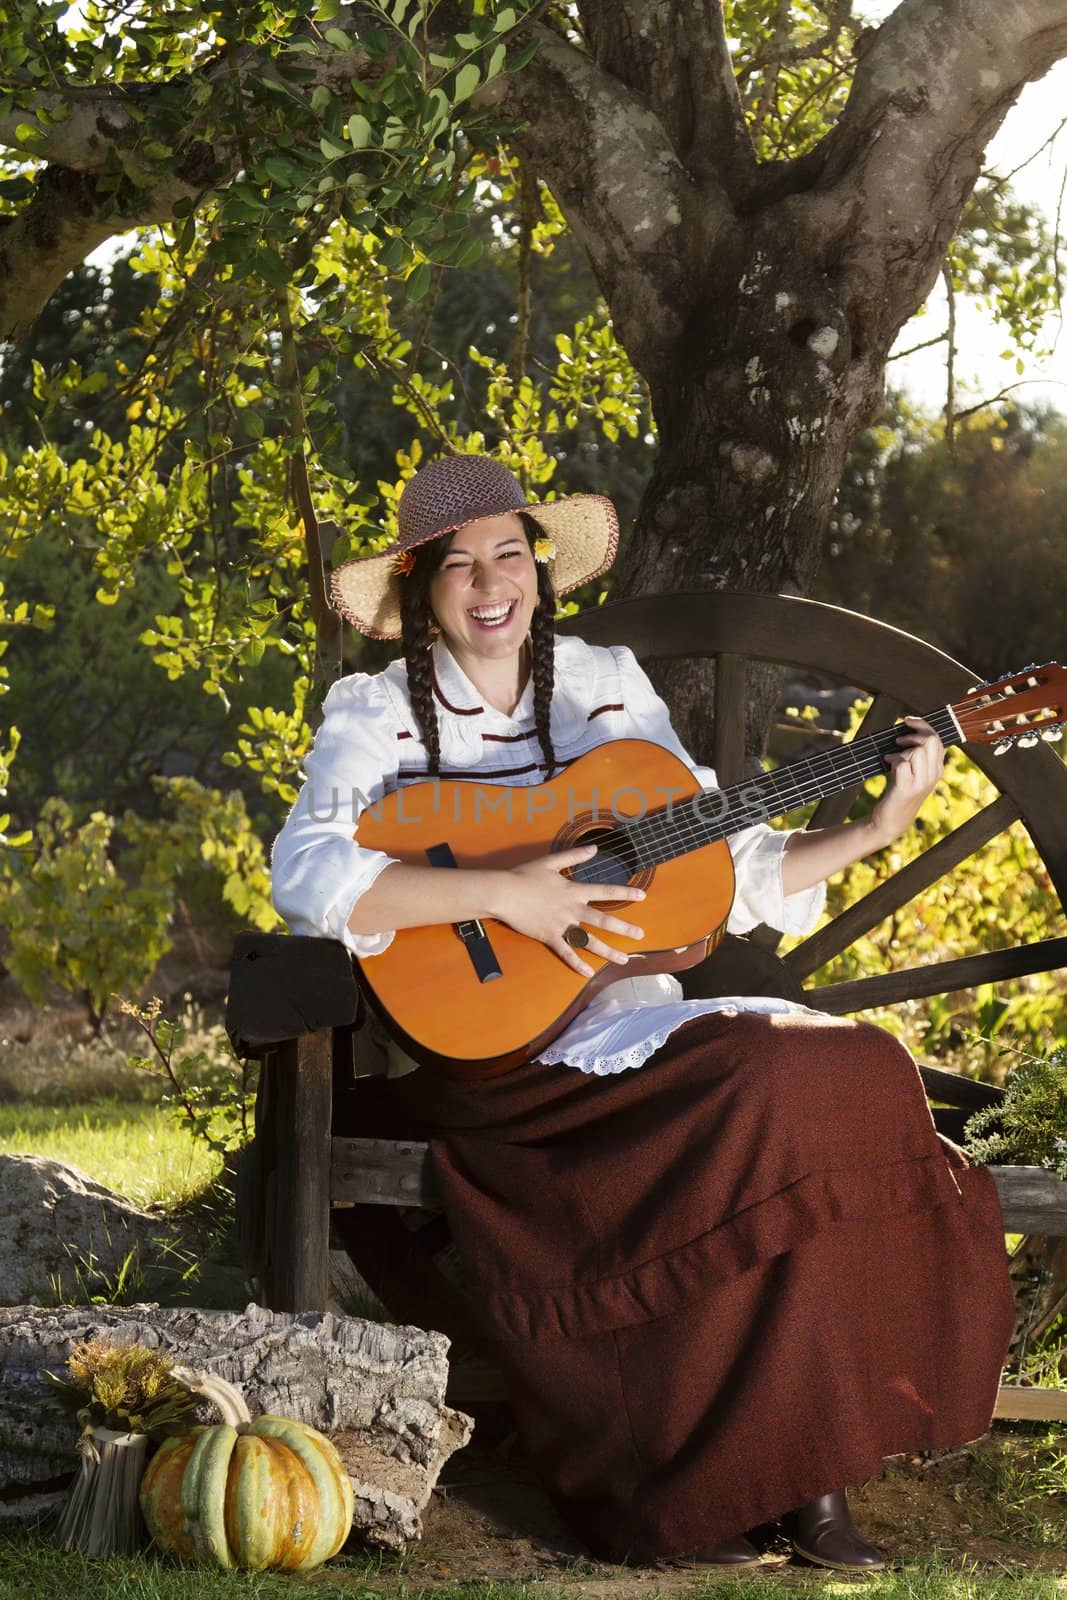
left=613, top=242, right=884, bottom=759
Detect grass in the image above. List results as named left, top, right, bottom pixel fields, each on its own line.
left=0, top=1098, right=223, bottom=1209
left=0, top=1536, right=1065, bottom=1600
left=955, top=1430, right=1067, bottom=1549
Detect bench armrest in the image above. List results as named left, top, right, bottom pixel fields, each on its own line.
left=226, top=932, right=361, bottom=1056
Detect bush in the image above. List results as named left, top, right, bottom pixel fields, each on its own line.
left=966, top=1046, right=1067, bottom=1177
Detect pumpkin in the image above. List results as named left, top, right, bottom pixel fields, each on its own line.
left=139, top=1367, right=354, bottom=1571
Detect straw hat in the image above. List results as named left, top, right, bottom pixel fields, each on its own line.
left=329, top=454, right=620, bottom=639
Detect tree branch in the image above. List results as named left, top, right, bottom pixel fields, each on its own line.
left=0, top=168, right=172, bottom=342
left=0, top=30, right=373, bottom=340
left=787, top=0, right=1067, bottom=345
left=479, top=21, right=737, bottom=377
left=576, top=0, right=756, bottom=194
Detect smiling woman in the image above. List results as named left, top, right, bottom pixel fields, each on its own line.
left=269, top=452, right=1016, bottom=1573
left=428, top=516, right=544, bottom=710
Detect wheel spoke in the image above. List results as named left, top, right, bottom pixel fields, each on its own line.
left=917, top=1064, right=1003, bottom=1110
left=713, top=653, right=746, bottom=787
left=784, top=793, right=1022, bottom=981
left=807, top=937, right=1067, bottom=1013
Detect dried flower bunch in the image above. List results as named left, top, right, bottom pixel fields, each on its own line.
left=43, top=1338, right=201, bottom=1439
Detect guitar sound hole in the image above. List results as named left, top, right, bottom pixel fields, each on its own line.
left=569, top=830, right=638, bottom=887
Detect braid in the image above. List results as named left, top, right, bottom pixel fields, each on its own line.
left=520, top=513, right=558, bottom=777
left=400, top=591, right=442, bottom=777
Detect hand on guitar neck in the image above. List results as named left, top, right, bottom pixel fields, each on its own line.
left=781, top=715, right=945, bottom=896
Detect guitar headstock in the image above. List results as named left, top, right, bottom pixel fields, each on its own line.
left=953, top=663, right=1067, bottom=754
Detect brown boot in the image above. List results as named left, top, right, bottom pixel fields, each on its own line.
left=780, top=1491, right=886, bottom=1571
left=673, top=1532, right=767, bottom=1569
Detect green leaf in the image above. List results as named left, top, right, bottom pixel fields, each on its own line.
left=508, top=39, right=539, bottom=72
left=453, top=62, right=480, bottom=102
left=405, top=261, right=432, bottom=301
left=263, top=156, right=302, bottom=186
left=323, top=27, right=351, bottom=48
left=319, top=133, right=348, bottom=159
left=450, top=235, right=483, bottom=269
left=485, top=41, right=506, bottom=80
left=14, top=121, right=46, bottom=150
left=347, top=113, right=373, bottom=148
left=256, top=248, right=290, bottom=286
left=379, top=235, right=408, bottom=270
left=314, top=0, right=341, bottom=16
left=493, top=6, right=517, bottom=28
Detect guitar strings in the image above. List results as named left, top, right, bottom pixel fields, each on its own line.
left=575, top=708, right=960, bottom=876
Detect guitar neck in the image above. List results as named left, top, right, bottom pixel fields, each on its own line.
left=626, top=704, right=962, bottom=867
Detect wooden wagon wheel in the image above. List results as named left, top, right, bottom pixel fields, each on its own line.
left=560, top=592, right=1067, bottom=1058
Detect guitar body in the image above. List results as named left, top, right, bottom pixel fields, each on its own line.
left=354, top=739, right=736, bottom=1075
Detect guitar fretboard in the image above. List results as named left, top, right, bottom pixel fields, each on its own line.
left=592, top=705, right=960, bottom=873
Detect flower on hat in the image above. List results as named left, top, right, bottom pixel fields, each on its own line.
left=533, top=537, right=556, bottom=563
left=390, top=548, right=416, bottom=577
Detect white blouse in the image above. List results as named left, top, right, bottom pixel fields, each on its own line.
left=271, top=635, right=826, bottom=1075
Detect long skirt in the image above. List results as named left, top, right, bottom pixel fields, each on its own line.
left=382, top=1010, right=1016, bottom=1564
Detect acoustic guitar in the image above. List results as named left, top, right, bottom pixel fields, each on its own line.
left=353, top=663, right=1066, bottom=1076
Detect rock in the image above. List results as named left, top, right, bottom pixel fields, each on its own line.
left=0, top=1156, right=165, bottom=1306
left=0, top=1302, right=473, bottom=1550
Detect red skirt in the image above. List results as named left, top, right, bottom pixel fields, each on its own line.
left=383, top=1010, right=1016, bottom=1563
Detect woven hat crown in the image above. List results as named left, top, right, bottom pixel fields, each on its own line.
left=398, top=456, right=527, bottom=546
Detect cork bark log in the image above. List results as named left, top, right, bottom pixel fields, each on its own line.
left=0, top=1302, right=472, bottom=1549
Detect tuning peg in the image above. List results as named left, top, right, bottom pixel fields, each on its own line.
left=1041, top=727, right=1064, bottom=742
left=1017, top=731, right=1040, bottom=748
left=993, top=738, right=1015, bottom=756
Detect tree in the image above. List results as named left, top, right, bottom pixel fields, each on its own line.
left=822, top=403, right=1067, bottom=679
left=1, top=0, right=1065, bottom=759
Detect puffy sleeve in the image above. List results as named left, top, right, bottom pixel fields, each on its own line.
left=270, top=672, right=402, bottom=958
left=608, top=645, right=825, bottom=938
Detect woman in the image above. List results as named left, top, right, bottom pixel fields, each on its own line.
left=272, top=454, right=1015, bottom=1572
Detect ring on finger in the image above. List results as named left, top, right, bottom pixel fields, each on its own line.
left=564, top=924, right=590, bottom=950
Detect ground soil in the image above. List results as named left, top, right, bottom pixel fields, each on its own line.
left=328, top=1426, right=1067, bottom=1593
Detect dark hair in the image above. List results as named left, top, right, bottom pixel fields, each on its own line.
left=399, top=511, right=557, bottom=777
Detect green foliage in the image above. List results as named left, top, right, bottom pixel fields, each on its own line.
left=43, top=1339, right=201, bottom=1438
left=0, top=800, right=175, bottom=1033
left=823, top=404, right=1067, bottom=683
left=780, top=697, right=1067, bottom=1074
left=0, top=1098, right=223, bottom=1206
left=127, top=775, right=280, bottom=931
left=965, top=1046, right=1067, bottom=1177
left=950, top=186, right=1061, bottom=361
left=0, top=783, right=279, bottom=1029
left=726, top=0, right=859, bottom=160
left=123, top=997, right=257, bottom=1157
left=0, top=0, right=1061, bottom=1042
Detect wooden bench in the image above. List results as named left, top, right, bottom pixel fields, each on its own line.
left=228, top=592, right=1067, bottom=1415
